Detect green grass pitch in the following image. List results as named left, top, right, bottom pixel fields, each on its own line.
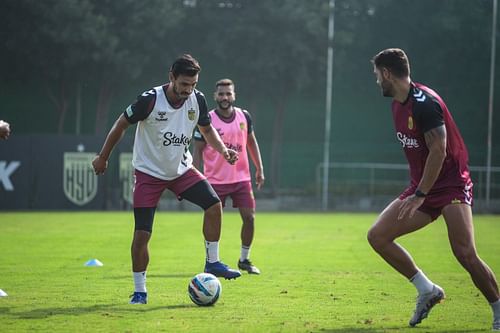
left=0, top=211, right=498, bottom=332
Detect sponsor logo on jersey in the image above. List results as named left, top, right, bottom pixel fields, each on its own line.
left=225, top=142, right=243, bottom=153
left=63, top=152, right=97, bottom=206
left=396, top=132, right=419, bottom=148
left=163, top=132, right=191, bottom=147
left=119, top=153, right=134, bottom=205
left=408, top=116, right=414, bottom=130
left=155, top=111, right=168, bottom=121
left=188, top=108, right=196, bottom=121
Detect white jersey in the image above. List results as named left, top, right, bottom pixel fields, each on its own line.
left=124, top=85, right=210, bottom=180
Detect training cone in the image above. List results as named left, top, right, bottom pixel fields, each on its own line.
left=0, top=289, right=7, bottom=297
left=84, top=259, right=104, bottom=267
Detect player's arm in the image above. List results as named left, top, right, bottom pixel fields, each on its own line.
left=192, top=128, right=207, bottom=171
left=418, top=125, right=447, bottom=194
left=92, top=114, right=130, bottom=175
left=398, top=97, right=446, bottom=220
left=195, top=90, right=237, bottom=164
left=92, top=88, right=155, bottom=175
left=198, top=124, right=238, bottom=165
left=247, top=132, right=265, bottom=190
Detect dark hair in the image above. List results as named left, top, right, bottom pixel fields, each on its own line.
left=215, top=78, right=234, bottom=89
left=371, top=48, right=410, bottom=78
left=170, top=54, right=201, bottom=78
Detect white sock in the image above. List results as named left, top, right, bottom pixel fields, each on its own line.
left=133, top=271, right=147, bottom=293
left=410, top=270, right=434, bottom=294
left=491, top=299, right=500, bottom=319
left=205, top=241, right=220, bottom=263
left=240, top=245, right=250, bottom=262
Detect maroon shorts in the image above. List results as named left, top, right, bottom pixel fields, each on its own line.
left=211, top=181, right=255, bottom=209
left=133, top=168, right=206, bottom=208
left=399, top=180, right=473, bottom=221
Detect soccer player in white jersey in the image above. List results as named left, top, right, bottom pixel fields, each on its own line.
left=193, top=78, right=265, bottom=275
left=92, top=55, right=242, bottom=305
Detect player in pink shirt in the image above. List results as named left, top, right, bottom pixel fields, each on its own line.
left=193, top=78, right=265, bottom=274
left=368, top=48, right=500, bottom=331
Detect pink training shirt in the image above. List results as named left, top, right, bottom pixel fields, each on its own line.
left=202, top=108, right=251, bottom=184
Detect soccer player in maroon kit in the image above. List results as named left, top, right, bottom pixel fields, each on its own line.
left=367, top=48, right=500, bottom=330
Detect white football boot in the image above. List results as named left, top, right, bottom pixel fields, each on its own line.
left=409, top=284, right=445, bottom=327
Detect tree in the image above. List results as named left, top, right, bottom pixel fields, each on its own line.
left=178, top=0, right=329, bottom=193
left=0, top=0, right=187, bottom=134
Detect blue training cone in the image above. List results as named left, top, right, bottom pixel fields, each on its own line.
left=84, top=259, right=104, bottom=267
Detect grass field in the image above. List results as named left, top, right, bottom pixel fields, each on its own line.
left=0, top=211, right=498, bottom=332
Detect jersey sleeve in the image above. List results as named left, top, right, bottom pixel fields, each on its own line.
left=242, top=109, right=254, bottom=134
left=413, top=95, right=444, bottom=133
left=195, top=90, right=211, bottom=127
left=193, top=126, right=205, bottom=142
left=123, top=88, right=156, bottom=124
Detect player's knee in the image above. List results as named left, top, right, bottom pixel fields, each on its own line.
left=367, top=227, right=384, bottom=250
left=132, top=230, right=151, bottom=250
left=241, top=214, right=255, bottom=225
left=205, top=201, right=222, bottom=216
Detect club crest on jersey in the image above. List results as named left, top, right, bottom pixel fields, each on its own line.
left=155, top=111, right=168, bottom=121
left=188, top=108, right=196, bottom=121
left=408, top=116, right=414, bottom=130
left=239, top=122, right=246, bottom=131
left=63, top=152, right=98, bottom=206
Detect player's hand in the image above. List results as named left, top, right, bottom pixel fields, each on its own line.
left=92, top=155, right=108, bottom=175
left=255, top=169, right=265, bottom=190
left=397, top=195, right=425, bottom=220
left=223, top=149, right=239, bottom=165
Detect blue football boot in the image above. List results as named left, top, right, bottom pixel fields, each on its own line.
left=204, top=261, right=241, bottom=280
left=129, top=292, right=148, bottom=304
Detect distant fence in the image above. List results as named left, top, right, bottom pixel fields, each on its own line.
left=316, top=162, right=500, bottom=213
left=1, top=135, right=499, bottom=213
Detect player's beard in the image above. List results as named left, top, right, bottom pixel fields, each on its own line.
left=217, top=100, right=232, bottom=110
left=173, top=83, right=190, bottom=100
left=380, top=80, right=394, bottom=97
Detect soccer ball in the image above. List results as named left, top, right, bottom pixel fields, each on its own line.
left=188, top=273, right=222, bottom=306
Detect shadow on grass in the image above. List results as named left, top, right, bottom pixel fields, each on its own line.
left=315, top=328, right=487, bottom=333
left=104, top=273, right=194, bottom=280
left=9, top=303, right=194, bottom=319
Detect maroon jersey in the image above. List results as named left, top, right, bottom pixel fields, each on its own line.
left=391, top=82, right=471, bottom=191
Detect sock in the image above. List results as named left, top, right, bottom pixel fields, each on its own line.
left=133, top=271, right=147, bottom=293
left=491, top=299, right=500, bottom=319
left=205, top=240, right=220, bottom=263
left=240, top=245, right=250, bottom=262
left=409, top=270, right=434, bottom=294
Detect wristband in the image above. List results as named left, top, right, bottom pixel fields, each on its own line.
left=414, top=189, right=427, bottom=198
